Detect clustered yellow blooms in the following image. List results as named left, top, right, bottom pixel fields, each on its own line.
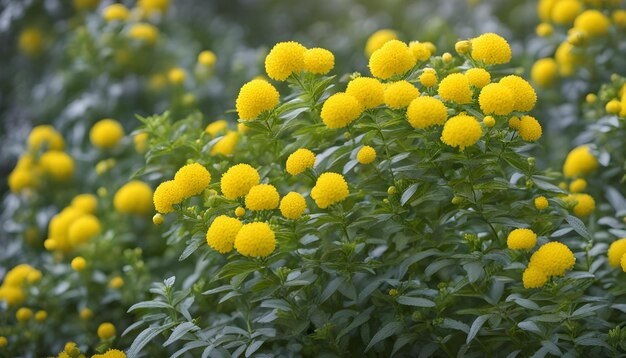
left=557, top=145, right=598, bottom=218
left=507, top=228, right=538, bottom=250
left=608, top=238, right=626, bottom=272
left=0, top=264, right=41, bottom=307
left=523, top=242, right=576, bottom=288
left=153, top=163, right=211, bottom=213
left=90, top=119, right=125, bottom=149
left=264, top=41, right=335, bottom=81
left=533, top=0, right=619, bottom=86
left=44, top=193, right=101, bottom=253
left=113, top=181, right=154, bottom=215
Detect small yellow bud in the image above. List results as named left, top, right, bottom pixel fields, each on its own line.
left=35, top=310, right=47, bottom=321
left=387, top=186, right=397, bottom=195
left=606, top=100, right=621, bottom=114
left=152, top=213, right=164, bottom=225
left=585, top=93, right=597, bottom=104
left=536, top=23, right=553, bottom=37
left=483, top=116, right=496, bottom=128
left=108, top=276, right=124, bottom=289
left=235, top=206, right=246, bottom=217
left=454, top=40, right=471, bottom=55
left=442, top=52, right=453, bottom=63
left=16, top=307, right=33, bottom=322
left=71, top=256, right=87, bottom=272
left=80, top=308, right=93, bottom=320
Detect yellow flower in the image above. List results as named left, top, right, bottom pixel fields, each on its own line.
left=28, top=125, right=64, bottom=151
left=152, top=213, right=164, bottom=225
left=499, top=75, right=537, bottom=112
left=483, top=116, right=496, bottom=128
left=409, top=41, right=432, bottom=62
left=555, top=42, right=581, bottom=76
left=406, top=96, right=447, bottom=129
left=0, top=336, right=6, bottom=347
left=465, top=68, right=491, bottom=88
left=438, top=73, right=473, bottom=104
left=419, top=69, right=437, bottom=87
left=235, top=207, right=245, bottom=217
left=245, top=184, right=280, bottom=211
left=174, top=163, right=211, bottom=198
left=311, top=172, right=349, bottom=209
left=470, top=33, right=511, bottom=65
left=40, top=151, right=74, bottom=181
left=550, top=0, right=581, bottom=24
left=565, top=193, right=595, bottom=218
left=97, top=322, right=116, bottom=340
left=357, top=146, right=376, bottom=164
left=71, top=194, right=98, bottom=214
left=153, top=180, right=185, bottom=213
left=71, top=256, right=87, bottom=272
left=0, top=286, right=25, bottom=306
left=569, top=178, right=587, bottom=193
left=18, top=28, right=44, bottom=56
left=365, top=29, right=397, bottom=57
left=211, top=131, right=239, bottom=156
left=478, top=83, right=514, bottom=115
left=198, top=50, right=217, bottom=67
left=90, top=119, right=125, bottom=149
left=134, top=132, right=149, bottom=153
left=206, top=215, right=242, bottom=254
left=234, top=222, right=276, bottom=258
left=35, top=310, right=47, bottom=321
left=235, top=79, right=280, bottom=120
left=384, top=81, right=420, bottom=109
left=68, top=215, right=101, bottom=245
left=109, top=276, right=124, bottom=289
left=531, top=58, right=558, bottom=87
left=303, top=48, right=334, bottom=74
left=102, top=4, right=129, bottom=21
left=440, top=115, right=482, bottom=150
left=8, top=169, right=36, bottom=193
left=94, top=349, right=126, bottom=358
left=320, top=93, right=363, bottom=129
left=613, top=10, right=626, bottom=28
left=606, top=100, right=621, bottom=115
left=265, top=41, right=307, bottom=81
left=220, top=164, right=260, bottom=200
left=286, top=149, right=316, bottom=175
left=167, top=67, right=186, bottom=85
left=114, top=181, right=154, bottom=215
left=442, top=52, right=453, bottom=63
left=529, top=241, right=575, bottom=277
left=507, top=228, right=537, bottom=250
left=368, top=40, right=416, bottom=80
left=280, top=192, right=306, bottom=220
left=608, top=238, right=626, bottom=267
left=128, top=23, right=159, bottom=44
left=522, top=267, right=548, bottom=288
left=80, top=308, right=93, bottom=320
left=206, top=120, right=228, bottom=137
left=536, top=23, right=554, bottom=37
left=534, top=196, right=549, bottom=210
left=345, top=77, right=385, bottom=109
left=138, top=0, right=169, bottom=14
left=16, top=307, right=33, bottom=322
left=517, top=115, right=542, bottom=142
left=455, top=40, right=471, bottom=55
left=563, top=145, right=597, bottom=178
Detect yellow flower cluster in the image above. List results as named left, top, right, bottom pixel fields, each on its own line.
left=0, top=264, right=41, bottom=306
left=153, top=163, right=211, bottom=213
left=44, top=194, right=101, bottom=253
left=90, top=119, right=125, bottom=149
left=310, top=172, right=349, bottom=209
left=507, top=229, right=538, bottom=250
left=607, top=238, right=626, bottom=271
left=235, top=79, right=280, bottom=120
left=523, top=242, right=575, bottom=288
left=113, top=180, right=154, bottom=215
left=265, top=41, right=335, bottom=80
left=206, top=215, right=243, bottom=254
left=368, top=40, right=417, bottom=79
left=286, top=148, right=316, bottom=175
left=245, top=184, right=280, bottom=211
left=280, top=192, right=307, bottom=220
left=440, top=115, right=483, bottom=151
left=220, top=163, right=260, bottom=200
left=357, top=146, right=377, bottom=164
left=384, top=80, right=420, bottom=109
left=563, top=145, right=598, bottom=177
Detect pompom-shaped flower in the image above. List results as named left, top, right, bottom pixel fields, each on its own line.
left=97, top=323, right=116, bottom=340
left=280, top=192, right=307, bottom=220
left=438, top=73, right=473, bottom=104
left=384, top=81, right=420, bottom=109
left=28, top=125, right=64, bottom=151
left=368, top=40, right=417, bottom=80
left=220, top=164, right=260, bottom=200
left=68, top=215, right=101, bottom=246
left=198, top=50, right=217, bottom=67
left=103, top=4, right=129, bottom=21
left=563, top=145, right=598, bottom=178
left=357, top=146, right=376, bottom=164
left=303, top=48, right=334, bottom=74
left=531, top=58, right=558, bottom=88
left=507, top=228, right=537, bottom=250
left=174, top=163, right=211, bottom=198
left=286, top=148, right=316, bottom=175
left=406, top=96, right=447, bottom=129
left=16, top=307, right=33, bottom=322
left=211, top=132, right=239, bottom=156
left=608, top=238, right=626, bottom=267
left=345, top=77, right=385, bottom=109
left=470, top=33, right=511, bottom=65
left=499, top=75, right=537, bottom=112
left=245, top=184, right=280, bottom=211
left=71, top=256, right=87, bottom=272
left=569, top=178, right=587, bottom=193
left=113, top=181, right=153, bottom=215
left=167, top=67, right=186, bottom=85
left=483, top=116, right=496, bottom=127
left=235, top=79, right=280, bottom=120
left=8, top=169, right=36, bottom=193
left=478, top=83, right=514, bottom=115
left=565, top=193, right=595, bottom=218
left=128, top=23, right=158, bottom=44
left=551, top=0, right=581, bottom=24
left=206, top=215, right=242, bottom=254
left=153, top=180, right=185, bottom=213
left=517, top=116, right=542, bottom=142
left=311, top=172, right=349, bottom=209
left=409, top=41, right=432, bottom=62
left=522, top=267, right=549, bottom=288
left=440, top=115, right=482, bottom=150
left=465, top=68, right=491, bottom=88
left=419, top=69, right=437, bottom=87
left=365, top=29, right=397, bottom=57
left=574, top=10, right=610, bottom=37
left=40, top=151, right=74, bottom=181
left=320, top=93, right=363, bottom=129
left=234, top=222, right=276, bottom=258
left=90, top=119, right=125, bottom=149
left=265, top=41, right=307, bottom=81
left=71, top=194, right=98, bottom=214
left=534, top=196, right=549, bottom=210
left=205, top=120, right=228, bottom=137
left=529, top=242, right=575, bottom=277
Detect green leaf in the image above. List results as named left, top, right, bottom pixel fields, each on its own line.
left=337, top=306, right=375, bottom=339
left=463, top=262, right=484, bottom=283
left=565, top=215, right=592, bottom=240
left=400, top=183, right=419, bottom=206
left=127, top=323, right=176, bottom=358
left=163, top=322, right=199, bottom=346
left=364, top=321, right=403, bottom=352
left=467, top=314, right=492, bottom=344
left=245, top=340, right=264, bottom=357
left=179, top=235, right=205, bottom=261
left=397, top=296, right=436, bottom=308
left=128, top=300, right=172, bottom=312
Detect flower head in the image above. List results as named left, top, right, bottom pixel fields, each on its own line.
left=103, top=4, right=129, bottom=21
left=71, top=256, right=87, bottom=272
left=608, top=238, right=626, bottom=267
left=97, top=322, right=116, bottom=340
left=534, top=196, right=549, bottom=210
left=220, top=164, right=260, bottom=200
left=517, top=116, right=542, bottom=142
left=365, top=29, right=397, bottom=57
left=438, top=73, right=473, bottom=104
left=174, top=163, right=211, bottom=198
left=114, top=181, right=153, bottom=215
left=357, top=146, right=376, bottom=164
left=28, top=125, right=64, bottom=151
left=198, top=50, right=216, bottom=67
left=286, top=149, right=315, bottom=175
left=529, top=241, right=575, bottom=277
left=522, top=267, right=548, bottom=288
left=465, top=68, right=491, bottom=88
left=72, top=194, right=98, bottom=214
left=40, top=151, right=74, bottom=181
left=236, top=79, right=280, bottom=120
left=245, top=184, right=280, bottom=211
left=90, top=119, right=125, bottom=149
left=507, top=228, right=537, bottom=250
left=419, top=69, right=437, bottom=87
left=280, top=192, right=307, bottom=220
left=320, top=93, right=363, bottom=129
left=311, top=172, right=349, bottom=209
left=153, top=180, right=185, bottom=213
left=128, top=23, right=158, bottom=44
left=211, top=131, right=239, bottom=156
left=303, top=48, right=334, bottom=74
left=478, top=83, right=514, bottom=115
left=234, top=222, right=276, bottom=258
left=531, top=58, right=558, bottom=87
left=206, top=215, right=242, bottom=254
left=564, top=193, right=595, bottom=218
left=499, top=75, right=537, bottom=112
left=470, top=33, right=511, bottom=65
left=440, top=115, right=482, bottom=150
left=563, top=145, right=597, bottom=178
left=369, top=40, right=416, bottom=79
left=68, top=215, right=101, bottom=245
left=384, top=81, right=420, bottom=109
left=345, top=77, right=385, bottom=109
left=265, top=41, right=307, bottom=81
